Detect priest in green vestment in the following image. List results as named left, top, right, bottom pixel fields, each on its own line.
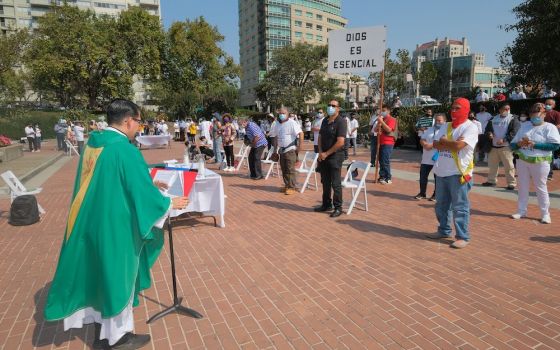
left=44, top=99, right=188, bottom=349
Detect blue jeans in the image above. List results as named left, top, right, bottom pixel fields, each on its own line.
left=435, top=175, right=472, bottom=241
left=379, top=145, right=393, bottom=180
left=213, top=137, right=223, bottom=163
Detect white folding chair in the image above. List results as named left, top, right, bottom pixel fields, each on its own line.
left=297, top=151, right=319, bottom=193
left=261, top=146, right=280, bottom=179
left=1, top=170, right=45, bottom=214
left=342, top=161, right=371, bottom=215
left=235, top=144, right=250, bottom=171
left=65, top=140, right=80, bottom=157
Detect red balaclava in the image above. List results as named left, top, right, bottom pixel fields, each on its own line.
left=451, top=98, right=471, bottom=128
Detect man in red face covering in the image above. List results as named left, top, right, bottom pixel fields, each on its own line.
left=427, top=98, right=479, bottom=249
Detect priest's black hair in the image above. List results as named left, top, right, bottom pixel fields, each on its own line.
left=106, top=99, right=140, bottom=125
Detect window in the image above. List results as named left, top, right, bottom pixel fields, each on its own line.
left=317, top=35, right=323, bottom=42
left=316, top=14, right=323, bottom=20
left=306, top=22, right=312, bottom=29
left=305, top=33, right=313, bottom=40
left=316, top=24, right=323, bottom=31
left=295, top=31, right=302, bottom=39
left=306, top=11, right=313, bottom=18
left=295, top=20, right=302, bottom=27
left=295, top=9, right=302, bottom=16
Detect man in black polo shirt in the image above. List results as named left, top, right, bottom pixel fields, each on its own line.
left=315, top=100, right=347, bottom=218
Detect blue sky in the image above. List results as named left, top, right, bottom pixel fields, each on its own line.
left=161, top=0, right=522, bottom=67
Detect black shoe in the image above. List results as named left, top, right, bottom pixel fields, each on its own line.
left=481, top=182, right=496, bottom=187
left=414, top=193, right=426, bottom=200
left=547, top=176, right=553, bottom=181
left=429, top=195, right=436, bottom=202
left=252, top=176, right=264, bottom=180
left=314, top=205, right=333, bottom=212
left=330, top=209, right=343, bottom=218
left=93, top=324, right=110, bottom=349
left=506, top=185, right=516, bottom=190
left=111, top=333, right=151, bottom=349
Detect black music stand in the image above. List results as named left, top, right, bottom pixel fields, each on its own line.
left=147, top=217, right=203, bottom=323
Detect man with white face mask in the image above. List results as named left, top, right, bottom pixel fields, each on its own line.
left=272, top=107, right=303, bottom=195
left=482, top=103, right=520, bottom=190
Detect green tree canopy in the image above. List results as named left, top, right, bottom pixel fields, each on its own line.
left=499, top=0, right=560, bottom=89
left=153, top=17, right=239, bottom=118
left=0, top=29, right=29, bottom=102
left=255, top=43, right=342, bottom=113
left=25, top=4, right=164, bottom=108
left=368, top=49, right=411, bottom=104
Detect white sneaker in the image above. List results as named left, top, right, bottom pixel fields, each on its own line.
left=541, top=214, right=552, bottom=224
left=386, top=179, right=393, bottom=184
left=511, top=213, right=525, bottom=220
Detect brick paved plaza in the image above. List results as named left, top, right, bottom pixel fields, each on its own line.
left=1, top=142, right=559, bottom=349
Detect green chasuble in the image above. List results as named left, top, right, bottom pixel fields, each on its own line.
left=45, top=129, right=171, bottom=320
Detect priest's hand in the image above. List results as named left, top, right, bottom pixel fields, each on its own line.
left=172, top=196, right=189, bottom=209
left=154, top=180, right=168, bottom=191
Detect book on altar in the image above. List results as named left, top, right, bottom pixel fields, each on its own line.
left=150, top=168, right=197, bottom=197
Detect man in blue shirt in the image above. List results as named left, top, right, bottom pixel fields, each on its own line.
left=243, top=119, right=268, bottom=179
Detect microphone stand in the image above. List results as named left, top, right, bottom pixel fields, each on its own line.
left=147, top=216, right=203, bottom=323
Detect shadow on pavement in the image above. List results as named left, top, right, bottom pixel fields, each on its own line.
left=337, top=219, right=452, bottom=243
left=530, top=236, right=560, bottom=243
left=254, top=200, right=314, bottom=212
left=32, top=282, right=90, bottom=349
left=417, top=203, right=510, bottom=218
left=369, top=190, right=417, bottom=202
left=232, top=184, right=281, bottom=193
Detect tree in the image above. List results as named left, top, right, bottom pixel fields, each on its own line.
left=0, top=30, right=29, bottom=102
left=414, top=61, right=437, bottom=96
left=255, top=43, right=341, bottom=113
left=499, top=0, right=560, bottom=90
left=368, top=49, right=411, bottom=104
left=25, top=4, right=164, bottom=108
left=153, top=17, right=239, bottom=118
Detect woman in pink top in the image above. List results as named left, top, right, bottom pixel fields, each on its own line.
left=221, top=114, right=237, bottom=171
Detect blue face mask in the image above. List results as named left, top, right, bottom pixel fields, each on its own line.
left=317, top=113, right=323, bottom=118
left=380, top=111, right=388, bottom=117
left=278, top=113, right=287, bottom=121
left=327, top=106, right=336, bottom=116
left=531, top=116, right=543, bottom=125
left=434, top=124, right=443, bottom=130
left=545, top=105, right=552, bottom=111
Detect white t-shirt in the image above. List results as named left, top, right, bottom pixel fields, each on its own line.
left=511, top=122, right=560, bottom=159
left=421, top=126, right=439, bottom=165
left=35, top=127, right=42, bottom=138
left=161, top=123, right=169, bottom=135
left=345, top=117, right=352, bottom=138
left=510, top=91, right=526, bottom=100
left=433, top=121, right=479, bottom=177
left=270, top=118, right=302, bottom=153
left=476, top=112, right=492, bottom=132
left=312, top=117, right=324, bottom=145
left=472, top=120, right=483, bottom=134
left=25, top=126, right=35, bottom=138
left=174, top=122, right=179, bottom=132
left=304, top=121, right=311, bottom=132
left=475, top=92, right=489, bottom=102
left=74, top=125, right=85, bottom=141
left=350, top=119, right=359, bottom=138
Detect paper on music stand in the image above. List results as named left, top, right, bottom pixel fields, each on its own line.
left=152, top=170, right=178, bottom=196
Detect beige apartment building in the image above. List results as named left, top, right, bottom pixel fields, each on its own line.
left=238, top=0, right=348, bottom=110
left=0, top=0, right=160, bottom=107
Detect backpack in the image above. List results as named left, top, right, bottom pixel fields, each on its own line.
left=9, top=195, right=40, bottom=226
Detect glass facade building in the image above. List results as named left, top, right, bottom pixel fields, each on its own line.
left=238, top=0, right=347, bottom=108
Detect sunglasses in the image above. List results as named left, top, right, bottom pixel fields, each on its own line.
left=131, top=118, right=143, bottom=123
left=328, top=104, right=338, bottom=108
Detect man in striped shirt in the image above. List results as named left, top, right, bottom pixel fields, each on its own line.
left=243, top=119, right=268, bottom=179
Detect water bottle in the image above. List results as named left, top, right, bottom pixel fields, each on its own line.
left=183, top=148, right=190, bottom=166
left=198, top=155, right=205, bottom=179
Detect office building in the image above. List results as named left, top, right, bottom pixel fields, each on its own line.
left=238, top=0, right=348, bottom=109
left=0, top=0, right=160, bottom=107
left=411, top=37, right=508, bottom=100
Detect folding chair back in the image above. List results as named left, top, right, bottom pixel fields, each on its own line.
left=1, top=170, right=45, bottom=214
left=235, top=145, right=250, bottom=171
left=342, top=161, right=371, bottom=215
left=297, top=152, right=319, bottom=193
left=261, top=146, right=280, bottom=179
